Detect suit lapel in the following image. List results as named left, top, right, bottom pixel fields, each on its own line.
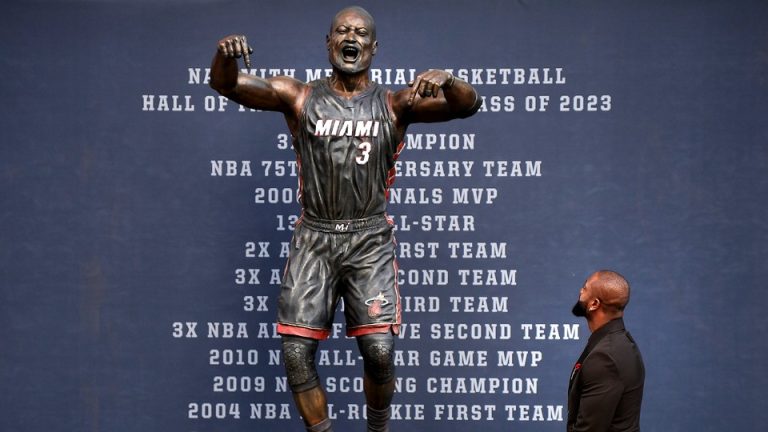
left=569, top=318, right=626, bottom=390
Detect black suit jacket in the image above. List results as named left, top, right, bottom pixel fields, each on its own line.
left=567, top=318, right=645, bottom=432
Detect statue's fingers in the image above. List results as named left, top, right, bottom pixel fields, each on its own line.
left=241, top=36, right=251, bottom=68
left=408, top=76, right=422, bottom=105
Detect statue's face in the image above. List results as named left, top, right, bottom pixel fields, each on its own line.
left=327, top=9, right=377, bottom=75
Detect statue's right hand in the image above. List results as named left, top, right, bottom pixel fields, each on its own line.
left=217, top=35, right=253, bottom=68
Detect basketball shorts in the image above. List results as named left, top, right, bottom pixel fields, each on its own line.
left=276, top=213, right=401, bottom=339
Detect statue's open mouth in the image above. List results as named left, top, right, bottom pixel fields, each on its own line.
left=342, top=46, right=359, bottom=62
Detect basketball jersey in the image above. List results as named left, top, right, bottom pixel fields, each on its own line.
left=293, top=79, right=403, bottom=220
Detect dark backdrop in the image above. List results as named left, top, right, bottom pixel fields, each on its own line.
left=2, top=1, right=766, bottom=431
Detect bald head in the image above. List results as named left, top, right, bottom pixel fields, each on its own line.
left=331, top=6, right=377, bottom=39
left=589, top=270, right=630, bottom=311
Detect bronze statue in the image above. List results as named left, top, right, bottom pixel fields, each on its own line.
left=211, top=6, right=481, bottom=432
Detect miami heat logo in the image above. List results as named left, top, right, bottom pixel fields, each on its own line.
left=365, top=292, right=389, bottom=318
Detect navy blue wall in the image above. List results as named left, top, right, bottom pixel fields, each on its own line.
left=2, top=1, right=766, bottom=431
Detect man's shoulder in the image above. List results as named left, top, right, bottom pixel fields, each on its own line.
left=596, top=327, right=642, bottom=366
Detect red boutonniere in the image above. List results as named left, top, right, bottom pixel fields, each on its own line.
left=570, top=363, right=581, bottom=381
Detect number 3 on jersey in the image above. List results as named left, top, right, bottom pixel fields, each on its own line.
left=355, top=141, right=372, bottom=165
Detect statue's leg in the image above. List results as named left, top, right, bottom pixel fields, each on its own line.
left=357, top=332, right=395, bottom=432
left=282, top=336, right=333, bottom=432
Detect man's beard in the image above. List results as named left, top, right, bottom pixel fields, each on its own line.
left=571, top=299, right=588, bottom=317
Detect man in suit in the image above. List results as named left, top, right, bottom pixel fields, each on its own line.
left=568, top=270, right=645, bottom=431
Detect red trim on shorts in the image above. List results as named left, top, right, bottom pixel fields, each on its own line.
left=392, top=257, right=402, bottom=333
left=277, top=323, right=331, bottom=340
left=347, top=324, right=398, bottom=337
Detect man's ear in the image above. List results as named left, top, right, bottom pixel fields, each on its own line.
left=326, top=34, right=331, bottom=50
left=588, top=298, right=601, bottom=312
left=372, top=40, right=378, bottom=56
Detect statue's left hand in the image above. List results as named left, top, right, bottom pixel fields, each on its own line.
left=407, top=70, right=454, bottom=105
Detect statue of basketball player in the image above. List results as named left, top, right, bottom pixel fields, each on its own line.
left=210, top=6, right=481, bottom=432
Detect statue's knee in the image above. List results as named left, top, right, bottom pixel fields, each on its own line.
left=282, top=336, right=320, bottom=393
left=357, top=333, right=395, bottom=384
